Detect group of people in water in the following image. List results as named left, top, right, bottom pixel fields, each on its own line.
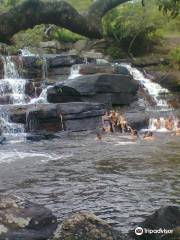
left=95, top=110, right=180, bottom=141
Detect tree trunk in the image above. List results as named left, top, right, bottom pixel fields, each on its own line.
left=0, top=0, right=130, bottom=43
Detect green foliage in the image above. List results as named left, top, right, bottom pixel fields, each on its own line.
left=103, top=1, right=166, bottom=56
left=105, top=45, right=126, bottom=59
left=169, top=47, right=180, bottom=69
left=13, top=25, right=45, bottom=48
left=158, top=0, right=180, bottom=18
left=51, top=28, right=82, bottom=43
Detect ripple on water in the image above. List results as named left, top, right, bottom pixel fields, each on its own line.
left=0, top=133, right=179, bottom=233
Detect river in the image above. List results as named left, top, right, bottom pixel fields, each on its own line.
left=0, top=131, right=179, bottom=233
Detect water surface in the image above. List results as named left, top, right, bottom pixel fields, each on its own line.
left=0, top=132, right=179, bottom=233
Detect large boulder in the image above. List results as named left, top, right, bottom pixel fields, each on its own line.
left=9, top=102, right=105, bottom=133
left=52, top=212, right=125, bottom=240
left=65, top=74, right=139, bottom=106
left=131, top=206, right=180, bottom=240
left=47, top=85, right=82, bottom=103
left=0, top=195, right=57, bottom=240
left=125, top=110, right=149, bottom=130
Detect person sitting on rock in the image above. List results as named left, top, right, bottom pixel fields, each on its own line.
left=165, top=116, right=174, bottom=131
left=95, top=133, right=102, bottom=141
left=117, top=113, right=128, bottom=133
left=110, top=110, right=118, bottom=132
left=154, top=117, right=161, bottom=130
left=143, top=131, right=155, bottom=141
left=102, top=111, right=112, bottom=133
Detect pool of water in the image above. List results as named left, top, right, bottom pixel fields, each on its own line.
left=0, top=131, right=179, bottom=233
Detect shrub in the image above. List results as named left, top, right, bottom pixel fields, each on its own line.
left=169, top=47, right=180, bottom=69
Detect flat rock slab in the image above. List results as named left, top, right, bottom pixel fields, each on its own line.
left=0, top=195, right=57, bottom=240
left=9, top=102, right=105, bottom=133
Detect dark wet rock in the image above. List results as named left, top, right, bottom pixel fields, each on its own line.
left=0, top=136, right=6, bottom=144
left=52, top=212, right=126, bottom=240
left=47, top=54, right=84, bottom=68
left=125, top=110, right=149, bottom=130
left=0, top=95, right=12, bottom=105
left=26, top=131, right=59, bottom=142
left=0, top=195, right=57, bottom=240
left=131, top=206, right=180, bottom=240
left=9, top=102, right=105, bottom=133
left=47, top=85, right=82, bottom=103
left=114, top=64, right=131, bottom=76
left=25, top=81, right=36, bottom=97
left=65, top=74, right=139, bottom=106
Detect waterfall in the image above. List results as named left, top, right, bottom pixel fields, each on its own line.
left=0, top=56, right=26, bottom=134
left=1, top=56, right=26, bottom=104
left=68, top=65, right=82, bottom=79
left=29, top=86, right=49, bottom=104
left=120, top=63, right=178, bottom=132
left=120, top=63, right=170, bottom=109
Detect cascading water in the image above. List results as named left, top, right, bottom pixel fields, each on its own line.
left=1, top=56, right=26, bottom=104
left=68, top=65, right=82, bottom=79
left=120, top=63, right=169, bottom=109
left=120, top=63, right=178, bottom=131
left=0, top=56, right=26, bottom=134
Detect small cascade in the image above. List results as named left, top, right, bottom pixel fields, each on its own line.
left=19, top=48, right=35, bottom=57
left=68, top=65, right=82, bottom=79
left=120, top=63, right=178, bottom=132
left=121, top=63, right=169, bottom=109
left=1, top=56, right=26, bottom=104
left=0, top=56, right=26, bottom=134
left=148, top=117, right=179, bottom=132
left=29, top=86, right=51, bottom=104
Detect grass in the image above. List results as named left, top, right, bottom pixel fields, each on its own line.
left=66, top=0, right=93, bottom=12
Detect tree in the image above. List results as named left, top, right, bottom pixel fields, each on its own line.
left=0, top=0, right=131, bottom=43
left=0, top=0, right=179, bottom=43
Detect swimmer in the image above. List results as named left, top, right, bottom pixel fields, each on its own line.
left=165, top=116, right=174, bottom=131
left=102, top=111, right=111, bottom=133
left=95, top=133, right=102, bottom=141
left=110, top=110, right=118, bottom=132
left=128, top=126, right=138, bottom=141
left=117, top=113, right=128, bottom=133
left=143, top=131, right=155, bottom=141
left=154, top=117, right=161, bottom=130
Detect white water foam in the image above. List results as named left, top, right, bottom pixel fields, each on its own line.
left=119, top=63, right=179, bottom=132
left=120, top=63, right=169, bottom=108
left=1, top=56, right=26, bottom=104
left=68, top=65, right=82, bottom=79
left=0, top=56, right=26, bottom=134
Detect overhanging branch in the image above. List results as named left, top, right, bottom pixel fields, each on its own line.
left=0, top=0, right=131, bottom=43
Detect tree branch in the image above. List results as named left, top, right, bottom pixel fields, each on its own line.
left=88, top=0, right=131, bottom=19
left=0, top=0, right=131, bottom=43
